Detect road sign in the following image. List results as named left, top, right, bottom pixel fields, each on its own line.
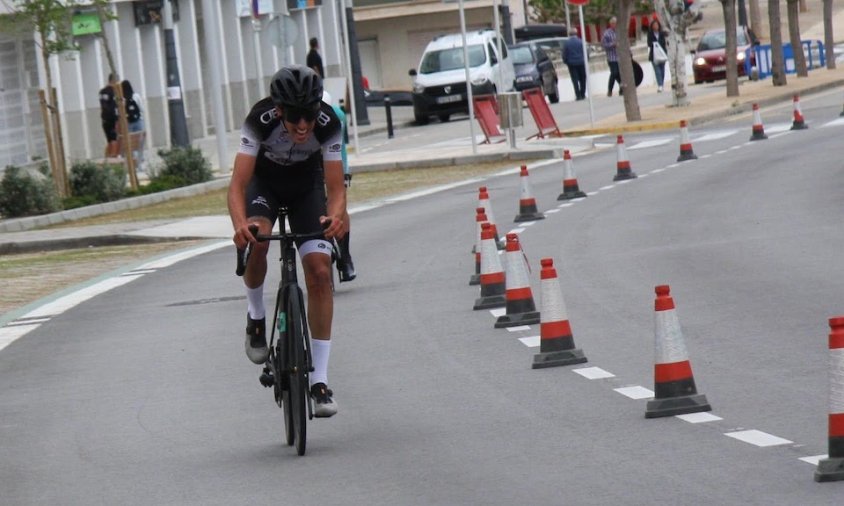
left=567, top=0, right=589, bottom=5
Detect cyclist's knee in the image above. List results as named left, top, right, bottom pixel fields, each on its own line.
left=303, top=255, right=332, bottom=289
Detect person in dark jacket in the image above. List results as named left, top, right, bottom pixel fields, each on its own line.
left=647, top=19, right=668, bottom=93
left=563, top=35, right=587, bottom=100
left=99, top=73, right=120, bottom=157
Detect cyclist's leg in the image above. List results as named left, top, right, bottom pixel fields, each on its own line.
left=337, top=210, right=355, bottom=281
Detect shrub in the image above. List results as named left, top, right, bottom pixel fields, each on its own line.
left=155, top=146, right=212, bottom=186
left=0, top=165, right=62, bottom=218
left=69, top=161, right=126, bottom=203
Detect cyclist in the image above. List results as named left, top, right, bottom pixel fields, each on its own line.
left=321, top=90, right=356, bottom=282
left=228, top=65, right=345, bottom=417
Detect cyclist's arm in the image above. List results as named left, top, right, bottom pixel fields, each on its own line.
left=228, top=152, right=258, bottom=249
left=323, top=158, right=347, bottom=238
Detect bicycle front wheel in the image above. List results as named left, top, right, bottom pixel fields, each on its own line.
left=285, top=286, right=309, bottom=456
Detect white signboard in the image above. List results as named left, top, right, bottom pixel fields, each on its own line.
left=237, top=0, right=273, bottom=17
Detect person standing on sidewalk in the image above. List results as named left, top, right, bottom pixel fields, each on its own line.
left=563, top=34, right=587, bottom=101
left=307, top=37, right=324, bottom=78
left=601, top=17, right=621, bottom=97
left=647, top=19, right=668, bottom=93
left=121, top=80, right=146, bottom=170
left=99, top=73, right=120, bottom=158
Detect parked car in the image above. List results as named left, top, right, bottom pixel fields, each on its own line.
left=509, top=42, right=559, bottom=103
left=692, top=27, right=758, bottom=84
left=408, top=29, right=515, bottom=124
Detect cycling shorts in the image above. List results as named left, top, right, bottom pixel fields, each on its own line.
left=245, top=172, right=332, bottom=257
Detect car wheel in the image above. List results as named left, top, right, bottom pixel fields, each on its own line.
left=414, top=111, right=429, bottom=125
left=548, top=79, right=560, bottom=104
left=438, top=113, right=451, bottom=123
left=694, top=79, right=702, bottom=85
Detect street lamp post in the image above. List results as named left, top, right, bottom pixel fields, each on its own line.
left=163, top=0, right=190, bottom=147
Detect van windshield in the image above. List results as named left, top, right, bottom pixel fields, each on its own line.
left=420, top=45, right=486, bottom=74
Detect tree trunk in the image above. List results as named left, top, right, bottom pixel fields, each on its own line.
left=823, top=0, right=835, bottom=69
left=616, top=0, right=641, bottom=121
left=96, top=4, right=117, bottom=76
left=748, top=0, right=764, bottom=41
left=769, top=0, right=787, bottom=85
left=799, top=0, right=807, bottom=13
left=653, top=0, right=693, bottom=107
left=721, top=0, right=740, bottom=97
left=38, top=31, right=67, bottom=198
left=786, top=0, right=808, bottom=77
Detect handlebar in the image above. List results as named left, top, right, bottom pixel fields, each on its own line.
left=235, top=221, right=331, bottom=277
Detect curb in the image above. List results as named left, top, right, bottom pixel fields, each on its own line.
left=0, top=234, right=203, bottom=255
left=351, top=147, right=564, bottom=173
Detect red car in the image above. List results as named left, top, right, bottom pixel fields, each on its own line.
left=692, top=27, right=757, bottom=84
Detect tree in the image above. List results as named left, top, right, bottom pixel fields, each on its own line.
left=748, top=0, right=763, bottom=40
left=786, top=0, right=807, bottom=77
left=823, top=0, right=835, bottom=69
left=768, top=0, right=787, bottom=85
left=652, top=0, right=698, bottom=107
left=615, top=0, right=641, bottom=121
left=720, top=0, right=740, bottom=97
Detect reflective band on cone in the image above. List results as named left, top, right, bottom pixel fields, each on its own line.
left=473, top=223, right=507, bottom=310
left=495, top=233, right=540, bottom=328
left=613, top=135, right=638, bottom=181
left=514, top=165, right=545, bottom=222
left=815, top=317, right=844, bottom=482
left=791, top=94, right=808, bottom=131
left=558, top=150, right=588, bottom=200
left=750, top=103, right=768, bottom=141
left=645, top=285, right=711, bottom=418
left=532, top=258, right=587, bottom=369
left=677, top=120, right=698, bottom=162
left=469, top=207, right=486, bottom=286
left=478, top=187, right=504, bottom=250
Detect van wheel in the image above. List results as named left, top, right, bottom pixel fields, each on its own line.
left=548, top=80, right=560, bottom=103
left=438, top=114, right=451, bottom=123
left=414, top=111, right=429, bottom=125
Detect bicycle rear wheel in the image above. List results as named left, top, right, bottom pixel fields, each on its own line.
left=285, top=286, right=309, bottom=456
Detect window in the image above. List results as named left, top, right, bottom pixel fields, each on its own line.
left=419, top=45, right=486, bottom=74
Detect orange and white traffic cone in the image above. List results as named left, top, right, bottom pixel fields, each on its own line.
left=677, top=120, right=698, bottom=162
left=749, top=103, right=768, bottom=141
left=478, top=186, right=504, bottom=250
left=815, top=317, right=844, bottom=482
left=790, top=94, right=808, bottom=131
left=473, top=222, right=507, bottom=310
left=613, top=135, right=638, bottom=181
left=645, top=285, right=712, bottom=418
left=495, top=233, right=540, bottom=328
left=469, top=207, right=487, bottom=286
left=532, top=258, right=587, bottom=369
left=557, top=150, right=588, bottom=200
left=514, top=165, right=545, bottom=222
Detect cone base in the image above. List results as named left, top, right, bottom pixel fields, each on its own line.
left=645, top=393, right=711, bottom=418
left=514, top=213, right=545, bottom=223
left=469, top=273, right=480, bottom=286
left=749, top=132, right=768, bottom=141
left=815, top=457, right=844, bottom=482
left=677, top=152, right=698, bottom=162
left=532, top=348, right=588, bottom=369
left=558, top=190, right=587, bottom=201
left=790, top=122, right=808, bottom=131
left=613, top=171, right=638, bottom=182
left=473, top=294, right=506, bottom=310
left=495, top=311, right=540, bottom=328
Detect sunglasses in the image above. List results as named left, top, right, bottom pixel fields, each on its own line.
left=282, top=106, right=319, bottom=124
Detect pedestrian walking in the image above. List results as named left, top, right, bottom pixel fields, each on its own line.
left=99, top=73, right=120, bottom=157
left=601, top=17, right=622, bottom=97
left=121, top=80, right=146, bottom=170
left=307, top=37, right=324, bottom=78
left=563, top=34, right=587, bottom=100
left=647, top=19, right=668, bottom=93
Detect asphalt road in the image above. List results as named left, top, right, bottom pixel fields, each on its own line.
left=2, top=90, right=844, bottom=504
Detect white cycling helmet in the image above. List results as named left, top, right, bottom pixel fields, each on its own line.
left=322, top=90, right=333, bottom=106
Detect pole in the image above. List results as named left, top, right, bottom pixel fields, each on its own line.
left=202, top=0, right=229, bottom=171
left=163, top=0, right=190, bottom=147
left=339, top=0, right=360, bottom=155
left=578, top=6, right=594, bottom=127
left=344, top=1, right=369, bottom=126
left=738, top=0, right=748, bottom=28
left=459, top=0, right=477, bottom=155
left=384, top=95, right=394, bottom=139
left=563, top=1, right=571, bottom=35
left=252, top=18, right=265, bottom=98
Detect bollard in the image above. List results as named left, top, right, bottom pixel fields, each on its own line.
left=384, top=95, right=394, bottom=139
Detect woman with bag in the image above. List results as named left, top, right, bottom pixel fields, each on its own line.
left=647, top=19, right=669, bottom=93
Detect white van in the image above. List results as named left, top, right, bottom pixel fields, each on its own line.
left=408, top=29, right=516, bottom=124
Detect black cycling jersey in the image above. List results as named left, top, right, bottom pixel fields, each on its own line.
left=238, top=97, right=343, bottom=181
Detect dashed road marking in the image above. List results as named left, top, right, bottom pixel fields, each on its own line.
left=489, top=308, right=507, bottom=318
left=724, top=430, right=793, bottom=447
left=677, top=412, right=723, bottom=424
left=518, top=335, right=540, bottom=347
left=506, top=325, right=531, bottom=332
left=573, top=366, right=616, bottom=379
left=614, top=386, right=654, bottom=399
left=799, top=455, right=827, bottom=466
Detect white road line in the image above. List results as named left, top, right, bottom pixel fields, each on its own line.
left=558, top=203, right=574, bottom=208
left=614, top=386, right=654, bottom=399
left=699, top=154, right=712, bottom=159
left=21, top=275, right=144, bottom=319
left=6, top=317, right=50, bottom=326
left=573, top=366, right=616, bottom=379
left=628, top=138, right=673, bottom=150
left=506, top=325, right=532, bottom=332
left=693, top=130, right=738, bottom=142
left=139, top=242, right=228, bottom=270
left=518, top=335, right=540, bottom=347
left=489, top=308, right=507, bottom=318
left=665, top=163, right=680, bottom=168
left=544, top=209, right=560, bottom=214
left=822, top=118, right=844, bottom=128
left=599, top=185, right=615, bottom=191
left=586, top=191, right=600, bottom=196
left=0, top=324, right=41, bottom=352
left=799, top=455, right=827, bottom=466
left=508, top=228, right=526, bottom=234
left=724, top=430, right=793, bottom=447
left=677, top=412, right=723, bottom=424
left=766, top=123, right=792, bottom=134
left=638, top=173, right=649, bottom=178
left=651, top=168, right=666, bottom=174
left=521, top=221, right=537, bottom=227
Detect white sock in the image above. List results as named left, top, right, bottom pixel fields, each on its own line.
left=246, top=285, right=265, bottom=320
left=310, top=338, right=331, bottom=387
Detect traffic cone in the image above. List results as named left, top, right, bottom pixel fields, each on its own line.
left=645, top=285, right=712, bottom=418
left=473, top=222, right=507, bottom=310
left=613, top=135, right=638, bottom=181
left=790, top=94, right=808, bottom=130
left=478, top=186, right=504, bottom=250
left=557, top=150, right=588, bottom=200
left=514, top=165, right=545, bottom=222
left=532, top=258, right=587, bottom=369
left=495, top=233, right=540, bottom=328
left=749, top=103, right=768, bottom=141
left=815, top=317, right=844, bottom=482
left=469, top=207, right=487, bottom=286
left=677, top=120, right=698, bottom=162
